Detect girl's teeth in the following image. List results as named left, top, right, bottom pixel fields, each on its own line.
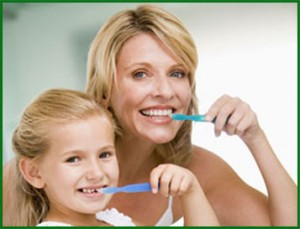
left=82, top=188, right=101, bottom=193
left=142, top=109, right=172, bottom=116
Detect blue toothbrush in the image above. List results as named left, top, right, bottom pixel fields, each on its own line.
left=171, top=114, right=208, bottom=122
left=101, top=182, right=152, bottom=194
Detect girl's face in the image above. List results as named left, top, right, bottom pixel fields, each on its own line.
left=37, top=115, right=118, bottom=220
left=110, top=33, right=192, bottom=144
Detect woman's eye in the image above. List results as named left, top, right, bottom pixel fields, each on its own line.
left=99, top=152, right=111, bottom=159
left=66, top=157, right=79, bottom=163
left=133, top=71, right=147, bottom=79
left=171, top=71, right=186, bottom=78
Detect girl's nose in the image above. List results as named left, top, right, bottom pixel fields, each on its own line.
left=152, top=75, right=175, bottom=100
left=85, top=162, right=104, bottom=181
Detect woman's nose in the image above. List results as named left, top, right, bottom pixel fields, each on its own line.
left=152, top=75, right=175, bottom=99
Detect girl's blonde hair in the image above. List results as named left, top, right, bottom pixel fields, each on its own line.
left=11, top=88, right=116, bottom=226
left=86, top=5, right=198, bottom=165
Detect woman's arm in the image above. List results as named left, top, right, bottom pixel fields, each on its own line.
left=204, top=95, right=297, bottom=226
left=243, top=129, right=297, bottom=225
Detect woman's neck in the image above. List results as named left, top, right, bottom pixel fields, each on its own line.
left=116, top=136, right=160, bottom=185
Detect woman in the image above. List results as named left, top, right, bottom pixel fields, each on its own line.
left=3, top=5, right=296, bottom=226
left=85, top=5, right=296, bottom=226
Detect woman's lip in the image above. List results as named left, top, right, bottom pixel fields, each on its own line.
left=139, top=107, right=176, bottom=116
left=140, top=112, right=173, bottom=124
left=140, top=105, right=176, bottom=110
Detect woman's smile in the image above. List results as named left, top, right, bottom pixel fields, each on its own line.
left=110, top=33, right=192, bottom=143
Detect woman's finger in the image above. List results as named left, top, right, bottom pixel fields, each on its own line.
left=213, top=97, right=241, bottom=136
left=224, top=103, right=248, bottom=135
left=205, top=94, right=231, bottom=122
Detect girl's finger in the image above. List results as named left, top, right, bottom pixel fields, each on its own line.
left=159, top=171, right=173, bottom=197
left=178, top=176, right=190, bottom=196
left=150, top=165, right=165, bottom=193
left=169, top=174, right=183, bottom=196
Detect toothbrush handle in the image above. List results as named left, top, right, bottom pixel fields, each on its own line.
left=121, top=182, right=152, bottom=193
left=172, top=114, right=207, bottom=122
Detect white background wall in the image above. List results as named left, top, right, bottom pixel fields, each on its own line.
left=3, top=3, right=297, bottom=218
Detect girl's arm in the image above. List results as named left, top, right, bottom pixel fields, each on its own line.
left=150, top=164, right=220, bottom=226
left=179, top=181, right=220, bottom=226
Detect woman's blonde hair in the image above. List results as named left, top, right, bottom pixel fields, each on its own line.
left=11, top=88, right=116, bottom=226
left=86, top=5, right=198, bottom=165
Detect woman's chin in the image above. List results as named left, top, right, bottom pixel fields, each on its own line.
left=143, top=131, right=176, bottom=144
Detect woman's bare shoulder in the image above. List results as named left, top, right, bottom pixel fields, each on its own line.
left=186, top=145, right=260, bottom=194
left=186, top=145, right=240, bottom=188
left=186, top=145, right=269, bottom=225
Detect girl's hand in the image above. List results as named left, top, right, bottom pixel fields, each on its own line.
left=150, top=164, right=199, bottom=197
left=205, top=95, right=263, bottom=144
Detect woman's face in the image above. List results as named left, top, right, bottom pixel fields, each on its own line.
left=110, top=33, right=192, bottom=144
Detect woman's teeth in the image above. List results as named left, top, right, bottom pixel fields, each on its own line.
left=141, top=109, right=173, bottom=117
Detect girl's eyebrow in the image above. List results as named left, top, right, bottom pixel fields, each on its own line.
left=61, top=145, right=116, bottom=156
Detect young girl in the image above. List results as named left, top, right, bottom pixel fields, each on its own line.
left=11, top=88, right=219, bottom=226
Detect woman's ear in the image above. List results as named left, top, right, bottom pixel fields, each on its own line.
left=102, top=94, right=111, bottom=108
left=19, top=158, right=45, bottom=189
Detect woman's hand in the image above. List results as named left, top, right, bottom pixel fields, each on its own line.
left=205, top=95, right=263, bottom=145
left=149, top=164, right=199, bottom=197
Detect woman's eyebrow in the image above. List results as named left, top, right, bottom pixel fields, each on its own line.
left=123, top=62, right=152, bottom=71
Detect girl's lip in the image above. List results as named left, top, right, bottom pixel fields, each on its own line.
left=77, top=185, right=107, bottom=193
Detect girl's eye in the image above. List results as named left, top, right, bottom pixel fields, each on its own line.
left=171, top=71, right=186, bottom=78
left=66, top=156, right=79, bottom=163
left=99, top=152, right=111, bottom=159
left=133, top=71, right=147, bottom=79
